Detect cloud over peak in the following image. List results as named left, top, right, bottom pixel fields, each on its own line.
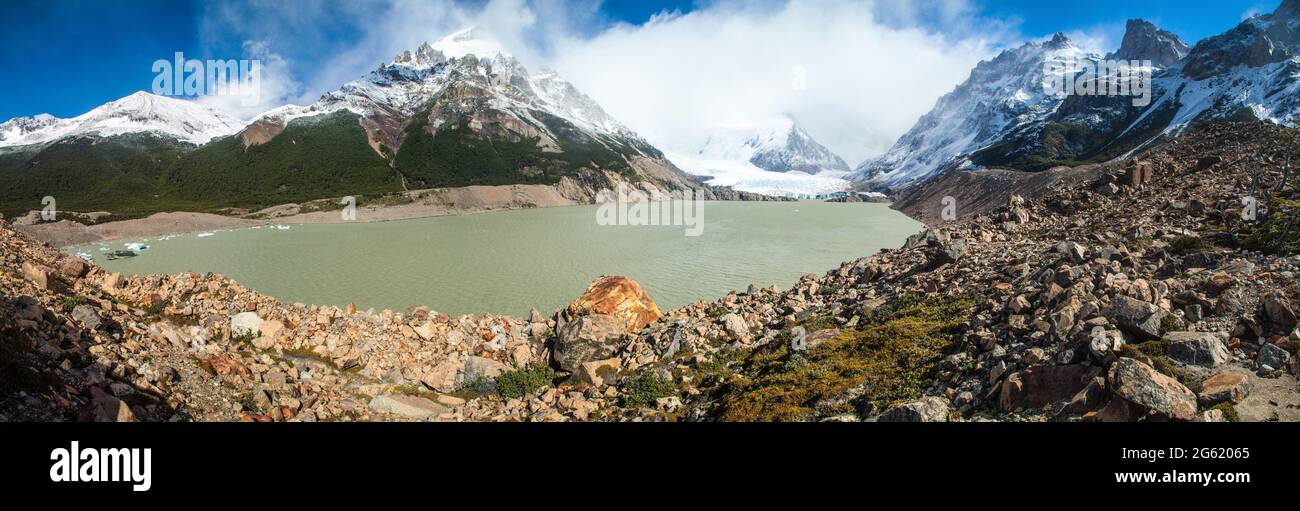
left=199, top=0, right=1016, bottom=163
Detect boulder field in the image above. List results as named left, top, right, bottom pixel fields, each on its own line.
left=2, top=123, right=1298, bottom=422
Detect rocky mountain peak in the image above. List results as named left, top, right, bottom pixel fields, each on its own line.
left=1182, top=2, right=1300, bottom=80
left=1278, top=0, right=1300, bottom=19
left=1045, top=32, right=1073, bottom=50
left=1107, top=19, right=1190, bottom=67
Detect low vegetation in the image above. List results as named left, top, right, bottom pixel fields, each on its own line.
left=620, top=371, right=677, bottom=408
left=60, top=295, right=87, bottom=314
left=713, top=293, right=978, bottom=422
left=1241, top=195, right=1300, bottom=255
left=1118, top=339, right=1196, bottom=387
left=495, top=364, right=555, bottom=399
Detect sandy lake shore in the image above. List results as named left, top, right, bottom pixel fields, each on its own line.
left=14, top=182, right=594, bottom=248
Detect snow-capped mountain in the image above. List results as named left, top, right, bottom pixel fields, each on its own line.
left=859, top=3, right=1300, bottom=192
left=693, top=117, right=849, bottom=175
left=0, top=91, right=244, bottom=148
left=969, top=4, right=1300, bottom=173
left=667, top=117, right=851, bottom=196
left=1151, top=1, right=1300, bottom=127
left=240, top=27, right=668, bottom=172
left=226, top=27, right=700, bottom=195
left=850, top=33, right=1100, bottom=190
left=0, top=27, right=716, bottom=220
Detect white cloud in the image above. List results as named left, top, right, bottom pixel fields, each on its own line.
left=549, top=0, right=1006, bottom=164
left=193, top=41, right=301, bottom=120
left=197, top=0, right=1014, bottom=164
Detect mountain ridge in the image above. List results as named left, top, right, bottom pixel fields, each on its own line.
left=0, top=27, right=720, bottom=219
left=856, top=3, right=1298, bottom=192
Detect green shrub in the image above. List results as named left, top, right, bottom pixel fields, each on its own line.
left=143, top=299, right=169, bottom=316
left=1168, top=235, right=1208, bottom=255
left=61, top=295, right=87, bottom=314
left=620, top=371, right=677, bottom=408
left=495, top=365, right=555, bottom=399
left=231, top=332, right=258, bottom=348
left=1210, top=402, right=1240, bottom=422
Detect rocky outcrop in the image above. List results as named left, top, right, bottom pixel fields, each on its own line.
left=565, top=276, right=663, bottom=333
left=1106, top=19, right=1190, bottom=67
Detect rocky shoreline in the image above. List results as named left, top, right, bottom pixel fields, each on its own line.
left=2, top=122, right=1298, bottom=422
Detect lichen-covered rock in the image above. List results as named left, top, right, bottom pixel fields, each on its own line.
left=553, top=314, right=626, bottom=372
left=1107, top=358, right=1197, bottom=421
left=1164, top=331, right=1230, bottom=367
left=877, top=396, right=949, bottom=422
left=56, top=255, right=88, bottom=279
left=1257, top=343, right=1290, bottom=370
left=422, top=360, right=464, bottom=393
left=566, top=276, right=662, bottom=332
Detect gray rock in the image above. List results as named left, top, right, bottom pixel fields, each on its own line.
left=230, top=311, right=263, bottom=337
left=877, top=396, right=949, bottom=422
left=1257, top=343, right=1290, bottom=370
left=1164, top=331, right=1230, bottom=367
left=930, top=238, right=966, bottom=265
left=1054, top=265, right=1087, bottom=288
left=1262, top=291, right=1297, bottom=327
left=368, top=395, right=449, bottom=419
left=71, top=304, right=102, bottom=331
left=552, top=314, right=626, bottom=372
left=462, top=356, right=510, bottom=381
left=1222, top=259, right=1255, bottom=275
left=1182, top=252, right=1225, bottom=269
left=1056, top=241, right=1087, bottom=263
left=1107, top=296, right=1166, bottom=341
left=720, top=313, right=749, bottom=337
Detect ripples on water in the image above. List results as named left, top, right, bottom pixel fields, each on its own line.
left=72, top=202, right=922, bottom=316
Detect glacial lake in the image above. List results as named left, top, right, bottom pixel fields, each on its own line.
left=70, top=201, right=922, bottom=317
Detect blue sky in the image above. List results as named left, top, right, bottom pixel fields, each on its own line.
left=0, top=0, right=1280, bottom=123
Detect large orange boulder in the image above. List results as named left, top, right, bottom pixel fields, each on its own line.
left=566, top=276, right=662, bottom=332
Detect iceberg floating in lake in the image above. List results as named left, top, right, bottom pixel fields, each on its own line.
left=125, top=242, right=149, bottom=251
